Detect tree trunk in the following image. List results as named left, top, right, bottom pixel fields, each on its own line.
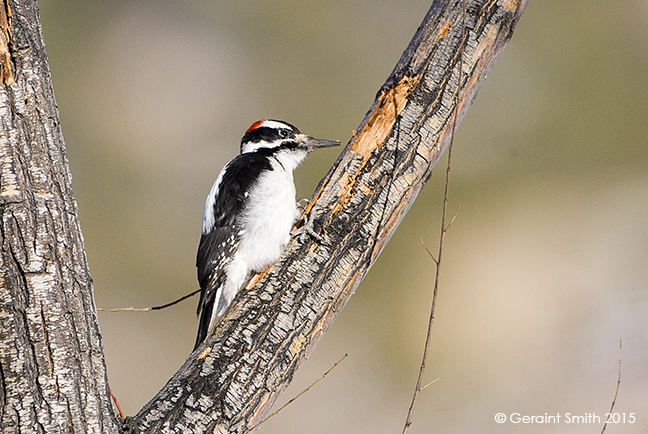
left=127, top=1, right=528, bottom=433
left=0, top=0, right=527, bottom=433
left=0, top=1, right=119, bottom=433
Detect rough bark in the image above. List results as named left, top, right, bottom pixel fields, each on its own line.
left=126, top=0, right=528, bottom=433
left=0, top=1, right=119, bottom=433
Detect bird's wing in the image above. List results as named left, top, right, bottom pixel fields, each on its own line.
left=194, top=224, right=240, bottom=349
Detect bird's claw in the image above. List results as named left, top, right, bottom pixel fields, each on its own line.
left=296, top=197, right=310, bottom=211
left=292, top=209, right=329, bottom=245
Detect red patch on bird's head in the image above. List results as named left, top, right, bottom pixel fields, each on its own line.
left=245, top=120, right=266, bottom=134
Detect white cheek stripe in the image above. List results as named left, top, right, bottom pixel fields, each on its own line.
left=241, top=139, right=273, bottom=154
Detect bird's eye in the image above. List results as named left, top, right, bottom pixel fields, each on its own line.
left=279, top=129, right=289, bottom=138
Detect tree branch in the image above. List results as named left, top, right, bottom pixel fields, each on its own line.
left=127, top=0, right=528, bottom=432
left=0, top=0, right=119, bottom=432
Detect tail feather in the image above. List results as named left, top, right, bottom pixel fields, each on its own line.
left=193, top=290, right=215, bottom=351
left=193, top=271, right=247, bottom=351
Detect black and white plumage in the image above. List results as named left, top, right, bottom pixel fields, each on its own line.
left=194, top=119, right=339, bottom=350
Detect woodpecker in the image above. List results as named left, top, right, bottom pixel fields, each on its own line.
left=194, top=119, right=339, bottom=350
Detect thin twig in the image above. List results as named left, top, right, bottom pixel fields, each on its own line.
left=600, top=340, right=622, bottom=434
left=420, top=207, right=460, bottom=264
left=246, top=354, right=348, bottom=432
left=446, top=204, right=461, bottom=231
left=97, top=289, right=201, bottom=312
left=402, top=3, right=466, bottom=432
left=97, top=306, right=152, bottom=312
left=110, top=388, right=125, bottom=419
left=420, top=238, right=437, bottom=264
left=419, top=378, right=440, bottom=391
left=402, top=122, right=455, bottom=434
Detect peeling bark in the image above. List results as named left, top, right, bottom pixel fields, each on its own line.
left=127, top=1, right=528, bottom=433
left=0, top=1, right=119, bottom=433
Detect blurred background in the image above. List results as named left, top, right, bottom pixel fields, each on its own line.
left=39, top=0, right=647, bottom=432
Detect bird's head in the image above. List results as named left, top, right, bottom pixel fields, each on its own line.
left=240, top=119, right=340, bottom=156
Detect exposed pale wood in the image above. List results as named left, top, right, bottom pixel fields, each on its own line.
left=0, top=1, right=119, bottom=432
left=127, top=1, right=528, bottom=432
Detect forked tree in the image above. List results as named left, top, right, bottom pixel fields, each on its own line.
left=0, top=0, right=527, bottom=432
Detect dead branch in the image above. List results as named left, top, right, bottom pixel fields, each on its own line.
left=246, top=354, right=347, bottom=433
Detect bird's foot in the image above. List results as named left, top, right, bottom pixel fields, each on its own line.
left=292, top=207, right=329, bottom=245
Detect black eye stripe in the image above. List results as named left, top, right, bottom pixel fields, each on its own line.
left=254, top=140, right=300, bottom=157
left=241, top=119, right=301, bottom=147
left=279, top=140, right=299, bottom=150
left=241, top=126, right=290, bottom=144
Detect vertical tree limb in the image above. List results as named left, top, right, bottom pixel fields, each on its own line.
left=0, top=1, right=119, bottom=432
left=128, top=1, right=528, bottom=432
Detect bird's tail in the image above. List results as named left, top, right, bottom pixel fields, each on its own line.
left=193, top=277, right=240, bottom=351
left=193, top=294, right=214, bottom=351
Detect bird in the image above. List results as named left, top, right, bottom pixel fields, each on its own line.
left=193, top=119, right=339, bottom=350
